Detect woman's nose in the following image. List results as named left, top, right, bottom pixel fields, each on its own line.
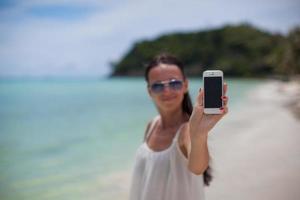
left=162, top=85, right=172, bottom=93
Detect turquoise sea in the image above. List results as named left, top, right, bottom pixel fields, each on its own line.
left=0, top=78, right=262, bottom=200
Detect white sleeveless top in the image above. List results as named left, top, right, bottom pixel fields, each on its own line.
left=129, top=116, right=205, bottom=200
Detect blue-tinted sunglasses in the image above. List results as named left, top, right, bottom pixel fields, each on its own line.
left=149, top=79, right=184, bottom=93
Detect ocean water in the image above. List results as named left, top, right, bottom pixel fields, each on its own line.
left=0, top=78, right=263, bottom=200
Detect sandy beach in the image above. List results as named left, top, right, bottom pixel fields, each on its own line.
left=206, top=79, right=300, bottom=200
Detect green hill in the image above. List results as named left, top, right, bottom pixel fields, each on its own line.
left=111, top=24, right=300, bottom=77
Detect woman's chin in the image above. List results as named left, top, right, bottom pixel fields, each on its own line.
left=159, top=101, right=181, bottom=110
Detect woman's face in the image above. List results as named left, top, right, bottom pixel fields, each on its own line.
left=147, top=64, right=188, bottom=112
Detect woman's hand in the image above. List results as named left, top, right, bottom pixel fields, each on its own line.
left=189, top=83, right=229, bottom=139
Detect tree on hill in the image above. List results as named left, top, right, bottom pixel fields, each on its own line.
left=111, top=24, right=297, bottom=77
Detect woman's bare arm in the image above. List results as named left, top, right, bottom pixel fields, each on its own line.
left=179, top=123, right=209, bottom=175
left=185, top=84, right=228, bottom=175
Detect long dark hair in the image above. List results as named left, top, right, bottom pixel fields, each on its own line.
left=144, top=53, right=213, bottom=186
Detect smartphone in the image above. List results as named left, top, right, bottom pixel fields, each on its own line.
left=203, top=70, right=224, bottom=114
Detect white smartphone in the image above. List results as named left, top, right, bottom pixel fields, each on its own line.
left=203, top=70, right=224, bottom=114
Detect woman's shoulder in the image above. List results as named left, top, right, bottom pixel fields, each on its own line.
left=147, top=115, right=159, bottom=126
left=143, top=115, right=160, bottom=141
left=149, top=115, right=160, bottom=126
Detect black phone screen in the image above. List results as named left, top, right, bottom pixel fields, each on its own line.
left=204, top=77, right=222, bottom=108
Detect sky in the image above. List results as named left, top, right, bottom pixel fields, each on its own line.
left=0, top=0, right=299, bottom=78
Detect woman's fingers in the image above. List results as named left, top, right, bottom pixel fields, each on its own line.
left=211, top=106, right=228, bottom=122
left=221, top=96, right=229, bottom=106
left=223, top=82, right=228, bottom=94
left=195, top=88, right=204, bottom=107
left=222, top=105, right=228, bottom=115
left=222, top=83, right=228, bottom=106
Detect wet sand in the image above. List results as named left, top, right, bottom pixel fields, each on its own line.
left=206, top=80, right=300, bottom=200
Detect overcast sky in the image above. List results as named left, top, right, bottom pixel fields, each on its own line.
left=0, top=0, right=299, bottom=78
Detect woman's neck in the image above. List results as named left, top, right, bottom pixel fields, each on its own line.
left=159, top=109, right=187, bottom=129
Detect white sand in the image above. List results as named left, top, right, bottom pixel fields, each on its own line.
left=206, top=80, right=300, bottom=200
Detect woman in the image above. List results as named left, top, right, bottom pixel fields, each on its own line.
left=129, top=53, right=228, bottom=200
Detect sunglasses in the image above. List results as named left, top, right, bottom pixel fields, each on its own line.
left=149, top=79, right=184, bottom=93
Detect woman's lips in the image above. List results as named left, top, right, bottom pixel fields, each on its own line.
left=161, top=96, right=176, bottom=101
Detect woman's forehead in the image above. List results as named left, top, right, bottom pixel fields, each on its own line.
left=148, top=64, right=183, bottom=82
